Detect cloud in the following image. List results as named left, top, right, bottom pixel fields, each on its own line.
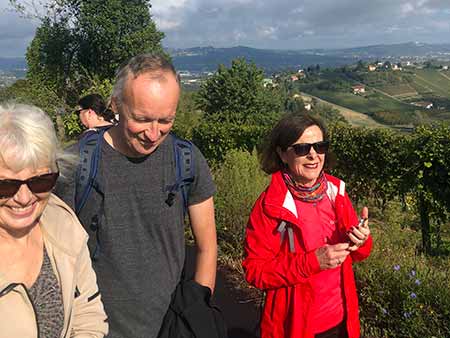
left=0, top=2, right=37, bottom=56
left=3, top=0, right=450, bottom=57
left=151, top=0, right=450, bottom=49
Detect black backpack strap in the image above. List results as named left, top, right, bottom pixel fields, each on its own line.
left=165, top=134, right=195, bottom=215
left=74, top=127, right=109, bottom=215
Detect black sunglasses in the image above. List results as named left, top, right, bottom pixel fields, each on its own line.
left=0, top=172, right=59, bottom=198
left=75, top=108, right=87, bottom=114
left=289, top=141, right=330, bottom=156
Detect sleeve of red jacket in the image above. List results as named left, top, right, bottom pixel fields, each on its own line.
left=342, top=191, right=373, bottom=262
left=242, top=194, right=321, bottom=290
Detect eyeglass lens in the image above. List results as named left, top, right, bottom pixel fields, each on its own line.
left=0, top=172, right=59, bottom=198
left=292, top=141, right=329, bottom=156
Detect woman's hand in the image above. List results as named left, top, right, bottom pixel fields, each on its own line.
left=315, top=243, right=351, bottom=270
left=347, top=206, right=371, bottom=252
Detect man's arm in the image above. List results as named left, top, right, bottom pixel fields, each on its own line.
left=188, top=196, right=217, bottom=293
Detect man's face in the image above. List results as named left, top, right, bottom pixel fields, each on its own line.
left=117, top=72, right=180, bottom=157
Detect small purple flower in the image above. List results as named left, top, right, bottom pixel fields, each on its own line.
left=403, top=311, right=412, bottom=319
left=409, top=270, right=416, bottom=278
left=410, top=292, right=417, bottom=299
left=382, top=308, right=388, bottom=315
left=415, top=279, right=421, bottom=285
left=394, top=264, right=401, bottom=271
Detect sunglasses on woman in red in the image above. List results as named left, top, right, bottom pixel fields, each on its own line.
left=288, top=140, right=329, bottom=157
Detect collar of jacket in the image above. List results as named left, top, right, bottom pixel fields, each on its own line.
left=262, top=171, right=345, bottom=228
left=0, top=194, right=87, bottom=290
left=40, top=194, right=88, bottom=257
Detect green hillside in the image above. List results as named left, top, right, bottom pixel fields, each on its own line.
left=294, top=67, right=450, bottom=126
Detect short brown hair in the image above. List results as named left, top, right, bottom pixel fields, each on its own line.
left=260, top=113, right=328, bottom=174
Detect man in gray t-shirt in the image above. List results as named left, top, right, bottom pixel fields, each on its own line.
left=56, top=53, right=217, bottom=338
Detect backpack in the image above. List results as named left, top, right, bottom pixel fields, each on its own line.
left=74, top=127, right=195, bottom=259
left=75, top=127, right=194, bottom=215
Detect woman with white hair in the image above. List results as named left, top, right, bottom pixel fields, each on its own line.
left=0, top=103, right=108, bottom=338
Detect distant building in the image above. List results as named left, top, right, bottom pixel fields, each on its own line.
left=442, top=65, right=449, bottom=70
left=292, top=93, right=313, bottom=110
left=368, top=65, right=377, bottom=72
left=263, top=78, right=274, bottom=87
left=412, top=101, right=433, bottom=109
left=352, top=85, right=366, bottom=94
left=392, top=64, right=402, bottom=71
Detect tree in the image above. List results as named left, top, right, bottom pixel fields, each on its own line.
left=26, top=17, right=76, bottom=99
left=356, top=60, right=366, bottom=71
left=196, top=58, right=283, bottom=125
left=193, top=58, right=284, bottom=163
left=11, top=0, right=164, bottom=139
left=12, top=0, right=164, bottom=97
left=75, top=0, right=164, bottom=80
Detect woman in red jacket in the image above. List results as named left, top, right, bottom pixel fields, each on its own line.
left=243, top=113, right=372, bottom=338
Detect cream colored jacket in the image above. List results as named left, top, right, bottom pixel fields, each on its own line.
left=0, top=194, right=108, bottom=338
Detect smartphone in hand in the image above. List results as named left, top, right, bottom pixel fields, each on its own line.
left=344, top=218, right=367, bottom=243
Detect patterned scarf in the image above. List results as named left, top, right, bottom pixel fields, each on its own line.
left=282, top=170, right=327, bottom=203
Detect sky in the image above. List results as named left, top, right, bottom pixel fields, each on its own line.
left=2, top=0, right=450, bottom=57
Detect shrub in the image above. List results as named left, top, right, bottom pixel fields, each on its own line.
left=193, top=116, right=269, bottom=163
left=213, top=149, right=269, bottom=260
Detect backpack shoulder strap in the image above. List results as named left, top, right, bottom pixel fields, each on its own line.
left=74, top=127, right=109, bottom=215
left=165, top=134, right=195, bottom=215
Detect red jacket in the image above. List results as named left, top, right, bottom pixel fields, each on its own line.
left=243, top=172, right=372, bottom=338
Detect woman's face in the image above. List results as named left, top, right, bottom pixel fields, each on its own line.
left=278, top=125, right=325, bottom=187
left=0, top=165, right=53, bottom=238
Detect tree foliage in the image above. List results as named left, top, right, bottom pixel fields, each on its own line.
left=75, top=0, right=164, bottom=80
left=12, top=0, right=164, bottom=99
left=193, top=58, right=284, bottom=163
left=329, top=122, right=450, bottom=254
left=196, top=58, right=283, bottom=124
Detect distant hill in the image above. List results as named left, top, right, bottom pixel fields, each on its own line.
left=0, top=57, right=27, bottom=78
left=170, top=42, right=450, bottom=73
left=320, top=42, right=450, bottom=59
left=3, top=42, right=450, bottom=78
left=170, top=46, right=353, bottom=73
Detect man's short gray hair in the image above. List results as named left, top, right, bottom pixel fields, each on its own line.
left=0, top=103, right=68, bottom=173
left=112, top=52, right=179, bottom=110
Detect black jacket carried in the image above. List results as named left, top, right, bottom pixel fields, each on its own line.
left=157, top=280, right=228, bottom=338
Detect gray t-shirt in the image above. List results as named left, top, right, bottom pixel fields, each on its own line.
left=56, top=133, right=215, bottom=338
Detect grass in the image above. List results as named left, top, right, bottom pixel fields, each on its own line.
left=378, top=84, right=417, bottom=97
left=355, top=200, right=450, bottom=338
left=412, top=70, right=450, bottom=97
left=304, top=89, right=418, bottom=126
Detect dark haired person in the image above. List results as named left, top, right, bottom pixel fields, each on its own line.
left=243, top=113, right=372, bottom=338
left=76, top=94, right=116, bottom=130
left=0, top=103, right=107, bottom=338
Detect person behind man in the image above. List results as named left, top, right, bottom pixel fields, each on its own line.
left=56, top=53, right=217, bottom=338
left=76, top=94, right=116, bottom=130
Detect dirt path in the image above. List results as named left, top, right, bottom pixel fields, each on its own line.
left=185, top=246, right=260, bottom=338
left=301, top=92, right=385, bottom=128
